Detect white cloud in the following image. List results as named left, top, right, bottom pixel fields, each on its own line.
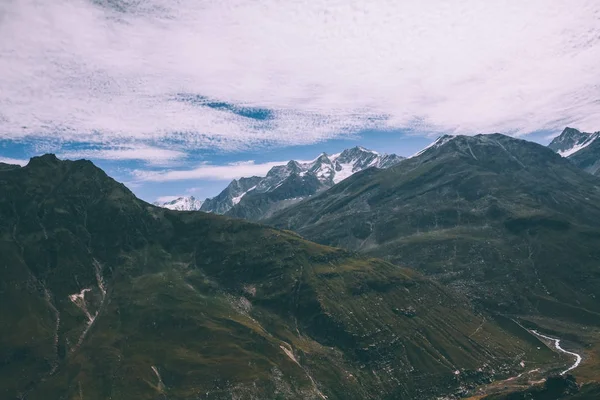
left=185, top=187, right=202, bottom=194
left=0, top=156, right=28, bottom=166
left=155, top=195, right=183, bottom=203
left=133, top=160, right=287, bottom=182
left=58, top=145, right=187, bottom=165
left=1, top=0, right=599, bottom=154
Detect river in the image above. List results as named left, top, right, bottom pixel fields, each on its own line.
left=530, top=330, right=582, bottom=375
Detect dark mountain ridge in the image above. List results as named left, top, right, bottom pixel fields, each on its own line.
left=268, top=133, right=600, bottom=319
left=0, top=154, right=560, bottom=399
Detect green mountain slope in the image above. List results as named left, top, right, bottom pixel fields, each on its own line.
left=0, top=155, right=559, bottom=399
left=267, top=134, right=600, bottom=320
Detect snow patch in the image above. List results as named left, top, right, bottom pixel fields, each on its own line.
left=69, top=288, right=91, bottom=303
left=155, top=196, right=204, bottom=211
left=231, top=185, right=257, bottom=205
left=329, top=152, right=342, bottom=162
left=69, top=288, right=94, bottom=322
left=71, top=260, right=108, bottom=353
left=409, top=135, right=455, bottom=158
left=151, top=365, right=165, bottom=391
left=358, top=146, right=378, bottom=155
left=332, top=162, right=355, bottom=184
left=314, top=164, right=334, bottom=180
left=280, top=345, right=300, bottom=365
left=558, top=134, right=598, bottom=157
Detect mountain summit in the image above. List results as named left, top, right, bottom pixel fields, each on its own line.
left=547, top=127, right=599, bottom=156
left=153, top=195, right=204, bottom=211
left=155, top=146, right=403, bottom=220
left=548, top=127, right=600, bottom=175
left=223, top=147, right=403, bottom=220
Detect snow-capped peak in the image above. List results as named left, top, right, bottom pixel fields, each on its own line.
left=557, top=133, right=599, bottom=157
left=358, top=146, right=379, bottom=155
left=154, top=196, right=204, bottom=211
left=156, top=146, right=403, bottom=216
left=548, top=127, right=600, bottom=157
left=410, top=135, right=455, bottom=158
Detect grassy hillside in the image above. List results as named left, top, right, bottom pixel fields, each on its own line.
left=268, top=134, right=600, bottom=321
left=0, top=155, right=560, bottom=399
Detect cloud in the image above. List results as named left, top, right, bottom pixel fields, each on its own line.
left=133, top=160, right=287, bottom=182
left=185, top=187, right=202, bottom=194
left=1, top=0, right=599, bottom=155
left=58, top=145, right=187, bottom=165
left=155, top=195, right=183, bottom=203
left=0, top=156, right=28, bottom=166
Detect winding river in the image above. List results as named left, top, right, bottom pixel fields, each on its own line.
left=530, top=330, right=582, bottom=375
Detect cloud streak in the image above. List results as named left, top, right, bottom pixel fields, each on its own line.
left=0, top=156, right=28, bottom=166
left=58, top=145, right=187, bottom=165
left=155, top=195, right=184, bottom=203
left=1, top=0, right=599, bottom=154
left=132, top=160, right=288, bottom=182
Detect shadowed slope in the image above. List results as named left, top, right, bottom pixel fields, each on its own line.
left=0, top=154, right=559, bottom=399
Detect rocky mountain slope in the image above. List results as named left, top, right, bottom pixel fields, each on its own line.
left=267, top=134, right=600, bottom=322
left=224, top=147, right=403, bottom=221
left=568, top=139, right=600, bottom=176
left=154, top=147, right=403, bottom=220
left=200, top=176, right=263, bottom=214
left=0, top=155, right=561, bottom=400
left=548, top=127, right=600, bottom=176
left=547, top=127, right=598, bottom=156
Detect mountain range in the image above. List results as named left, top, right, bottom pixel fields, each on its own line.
left=0, top=154, right=562, bottom=400
left=156, top=195, right=204, bottom=211
left=155, top=146, right=403, bottom=220
left=157, top=130, right=600, bottom=216
left=3, top=129, right=600, bottom=399
left=268, top=133, right=600, bottom=316
left=266, top=132, right=600, bottom=393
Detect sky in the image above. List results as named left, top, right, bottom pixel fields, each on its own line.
left=1, top=0, right=599, bottom=202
